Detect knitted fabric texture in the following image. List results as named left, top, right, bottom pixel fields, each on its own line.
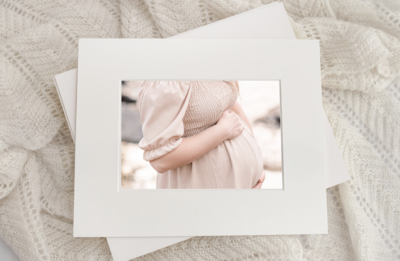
left=1, top=0, right=400, bottom=260
left=182, top=81, right=238, bottom=138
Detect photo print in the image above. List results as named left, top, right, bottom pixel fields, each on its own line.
left=121, top=80, right=282, bottom=190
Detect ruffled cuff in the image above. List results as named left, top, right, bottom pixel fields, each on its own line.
left=141, top=137, right=183, bottom=161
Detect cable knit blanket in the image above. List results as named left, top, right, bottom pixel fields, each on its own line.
left=1, top=0, right=400, bottom=260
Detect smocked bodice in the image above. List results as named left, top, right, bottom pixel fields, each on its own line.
left=182, top=81, right=238, bottom=138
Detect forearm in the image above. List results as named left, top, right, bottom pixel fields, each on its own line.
left=149, top=124, right=227, bottom=173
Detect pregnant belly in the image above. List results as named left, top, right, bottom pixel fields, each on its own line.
left=190, top=120, right=264, bottom=189
left=156, top=119, right=264, bottom=189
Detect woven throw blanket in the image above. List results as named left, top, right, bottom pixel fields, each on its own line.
left=1, top=0, right=400, bottom=260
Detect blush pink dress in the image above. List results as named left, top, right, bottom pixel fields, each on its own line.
left=137, top=81, right=264, bottom=189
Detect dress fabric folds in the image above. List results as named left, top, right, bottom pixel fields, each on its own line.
left=137, top=81, right=264, bottom=189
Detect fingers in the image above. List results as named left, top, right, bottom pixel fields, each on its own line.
left=225, top=109, right=233, bottom=114
left=239, top=120, right=245, bottom=134
left=259, top=171, right=266, bottom=183
left=252, top=181, right=262, bottom=189
left=239, top=125, right=244, bottom=135
left=233, top=113, right=244, bottom=130
left=252, top=171, right=266, bottom=189
left=236, top=121, right=245, bottom=137
left=220, top=110, right=244, bottom=140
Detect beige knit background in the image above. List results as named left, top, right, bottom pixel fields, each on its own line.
left=1, top=0, right=400, bottom=260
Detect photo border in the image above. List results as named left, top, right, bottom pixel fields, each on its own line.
left=75, top=38, right=327, bottom=237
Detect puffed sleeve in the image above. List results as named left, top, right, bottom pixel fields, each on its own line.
left=137, top=81, right=192, bottom=161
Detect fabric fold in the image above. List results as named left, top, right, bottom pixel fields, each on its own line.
left=142, top=136, right=183, bottom=162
